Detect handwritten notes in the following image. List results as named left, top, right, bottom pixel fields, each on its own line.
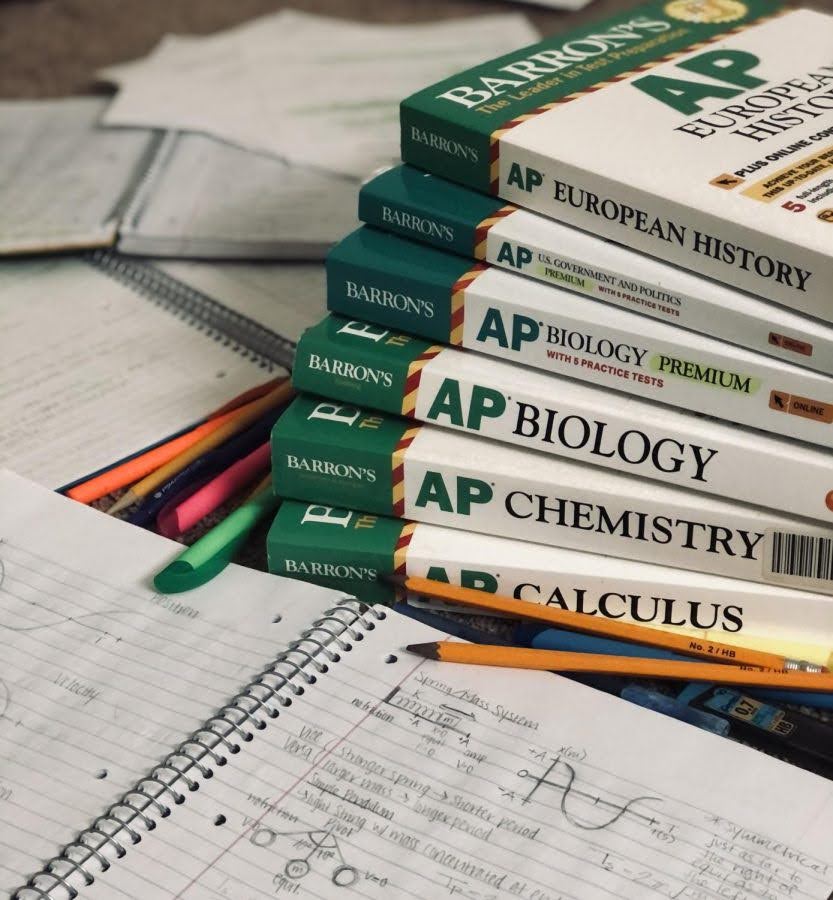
left=78, top=609, right=833, bottom=900
left=0, top=472, right=340, bottom=893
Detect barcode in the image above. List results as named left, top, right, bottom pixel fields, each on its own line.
left=769, top=531, right=833, bottom=581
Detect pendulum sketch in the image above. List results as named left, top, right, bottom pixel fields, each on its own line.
left=250, top=823, right=359, bottom=886
left=518, top=755, right=662, bottom=831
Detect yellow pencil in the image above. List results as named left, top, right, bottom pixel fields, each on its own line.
left=107, top=381, right=294, bottom=515
left=392, top=575, right=825, bottom=672
left=406, top=642, right=833, bottom=692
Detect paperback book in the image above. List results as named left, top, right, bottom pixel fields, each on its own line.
left=293, top=315, right=833, bottom=523
left=328, top=227, right=833, bottom=449
left=267, top=498, right=833, bottom=660
left=272, top=394, right=833, bottom=592
left=360, top=165, right=833, bottom=376
left=401, top=2, right=833, bottom=319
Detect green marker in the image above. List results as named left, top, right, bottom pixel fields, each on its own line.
left=153, top=478, right=279, bottom=593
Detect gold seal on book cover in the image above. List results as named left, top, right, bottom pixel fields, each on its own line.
left=664, top=0, right=748, bottom=23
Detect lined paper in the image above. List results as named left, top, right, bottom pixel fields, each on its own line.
left=80, top=608, right=833, bottom=900
left=0, top=257, right=278, bottom=488
left=0, top=472, right=342, bottom=893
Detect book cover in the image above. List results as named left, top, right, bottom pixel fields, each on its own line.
left=327, top=227, right=833, bottom=449
left=400, top=3, right=833, bottom=318
left=293, top=315, right=833, bottom=523
left=360, top=165, right=833, bottom=376
left=267, top=498, right=833, bottom=653
left=272, top=394, right=833, bottom=592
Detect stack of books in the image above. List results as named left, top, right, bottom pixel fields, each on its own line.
left=268, top=0, right=833, bottom=660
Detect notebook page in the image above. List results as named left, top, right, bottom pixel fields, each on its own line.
left=118, top=132, right=358, bottom=259
left=154, top=260, right=325, bottom=345
left=80, top=607, right=833, bottom=900
left=0, top=99, right=156, bottom=254
left=0, top=256, right=279, bottom=488
left=0, top=472, right=344, bottom=893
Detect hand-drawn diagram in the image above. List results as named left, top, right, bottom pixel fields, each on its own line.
left=250, top=823, right=358, bottom=887
left=518, top=755, right=662, bottom=831
left=0, top=550, right=126, bottom=642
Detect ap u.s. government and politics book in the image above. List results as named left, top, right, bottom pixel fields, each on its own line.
left=271, top=394, right=833, bottom=593
left=400, top=1, right=833, bottom=319
left=266, top=498, right=833, bottom=667
left=360, top=165, right=833, bottom=376
left=293, top=315, right=833, bottom=524
left=327, top=227, right=833, bottom=449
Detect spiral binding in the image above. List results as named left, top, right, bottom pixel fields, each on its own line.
left=85, top=249, right=296, bottom=371
left=13, top=598, right=385, bottom=900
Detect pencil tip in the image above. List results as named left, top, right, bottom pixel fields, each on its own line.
left=406, top=642, right=440, bottom=659
left=105, top=492, right=136, bottom=515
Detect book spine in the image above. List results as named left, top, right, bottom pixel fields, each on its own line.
left=272, top=394, right=408, bottom=516
left=362, top=168, right=833, bottom=378
left=326, top=227, right=468, bottom=343
left=358, top=165, right=512, bottom=257
left=326, top=230, right=833, bottom=450
left=267, top=500, right=406, bottom=604
left=273, top=399, right=833, bottom=593
left=292, top=315, right=833, bottom=523
left=292, top=315, right=439, bottom=418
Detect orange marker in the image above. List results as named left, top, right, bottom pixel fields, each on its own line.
left=67, top=376, right=286, bottom=505
left=106, top=381, right=294, bottom=515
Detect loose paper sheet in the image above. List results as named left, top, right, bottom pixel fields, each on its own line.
left=100, top=11, right=541, bottom=178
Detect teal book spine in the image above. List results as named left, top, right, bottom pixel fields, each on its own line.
left=292, top=315, right=438, bottom=417
left=326, top=226, right=478, bottom=343
left=358, top=165, right=507, bottom=258
left=271, top=394, right=409, bottom=516
left=267, top=500, right=406, bottom=604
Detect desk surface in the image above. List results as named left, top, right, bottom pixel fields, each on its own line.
left=2, top=0, right=831, bottom=99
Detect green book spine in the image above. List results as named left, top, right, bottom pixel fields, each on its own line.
left=292, top=315, right=437, bottom=417
left=271, top=394, right=412, bottom=516
left=358, top=165, right=508, bottom=257
left=399, top=0, right=781, bottom=193
left=326, top=227, right=479, bottom=343
left=267, top=500, right=406, bottom=604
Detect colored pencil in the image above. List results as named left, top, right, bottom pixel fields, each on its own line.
left=66, top=376, right=285, bottom=504
left=107, top=381, right=293, bottom=515
left=405, top=642, right=833, bottom=692
left=390, top=575, right=824, bottom=672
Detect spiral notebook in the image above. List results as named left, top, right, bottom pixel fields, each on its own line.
left=5, top=473, right=833, bottom=900
left=0, top=252, right=303, bottom=489
left=0, top=98, right=357, bottom=259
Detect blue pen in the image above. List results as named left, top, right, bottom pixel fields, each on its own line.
left=127, top=408, right=282, bottom=528
left=517, top=624, right=833, bottom=711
